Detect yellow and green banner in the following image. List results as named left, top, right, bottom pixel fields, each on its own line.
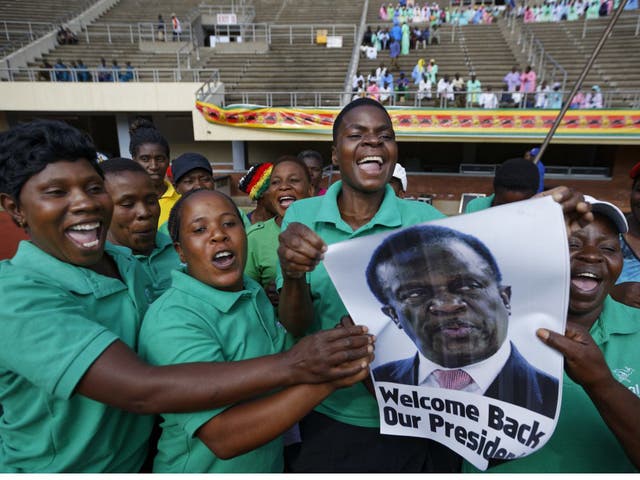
left=196, top=101, right=640, bottom=140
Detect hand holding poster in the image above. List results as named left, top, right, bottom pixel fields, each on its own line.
left=323, top=196, right=568, bottom=470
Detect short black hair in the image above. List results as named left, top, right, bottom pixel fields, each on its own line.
left=332, top=97, right=392, bottom=143
left=100, top=157, right=147, bottom=177
left=168, top=188, right=244, bottom=243
left=128, top=118, right=170, bottom=158
left=273, top=155, right=312, bottom=183
left=0, top=119, right=99, bottom=203
left=366, top=224, right=502, bottom=304
left=493, top=157, right=539, bottom=194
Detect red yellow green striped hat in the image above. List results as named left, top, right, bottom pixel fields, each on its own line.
left=238, top=162, right=273, bottom=200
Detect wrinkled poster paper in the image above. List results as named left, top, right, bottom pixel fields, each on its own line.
left=324, top=197, right=568, bottom=470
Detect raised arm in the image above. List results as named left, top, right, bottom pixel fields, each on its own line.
left=196, top=356, right=372, bottom=459
left=537, top=322, right=640, bottom=468
left=76, top=325, right=373, bottom=415
left=277, top=222, right=327, bottom=337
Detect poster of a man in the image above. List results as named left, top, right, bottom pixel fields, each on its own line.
left=323, top=196, right=568, bottom=469
left=366, top=224, right=559, bottom=419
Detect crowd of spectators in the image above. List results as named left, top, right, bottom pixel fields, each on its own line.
left=352, top=62, right=605, bottom=108
left=377, top=0, right=622, bottom=28
left=39, top=57, right=136, bottom=82
left=519, top=0, right=623, bottom=23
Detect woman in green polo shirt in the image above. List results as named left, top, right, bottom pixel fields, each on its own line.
left=0, top=120, right=373, bottom=473
left=102, top=157, right=180, bottom=300
left=275, top=97, right=596, bottom=473
left=245, top=155, right=313, bottom=304
left=465, top=197, right=640, bottom=473
left=139, top=188, right=373, bottom=472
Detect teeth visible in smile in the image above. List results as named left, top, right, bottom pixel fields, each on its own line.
left=214, top=251, right=232, bottom=260
left=279, top=196, right=295, bottom=202
left=357, top=156, right=383, bottom=165
left=577, top=272, right=598, bottom=279
left=69, top=222, right=100, bottom=231
left=83, top=239, right=100, bottom=248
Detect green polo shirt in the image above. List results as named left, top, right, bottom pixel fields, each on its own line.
left=0, top=241, right=154, bottom=472
left=464, top=194, right=494, bottom=213
left=464, top=296, right=640, bottom=473
left=278, top=181, right=445, bottom=428
left=246, top=217, right=281, bottom=288
left=139, top=269, right=287, bottom=473
left=135, top=232, right=181, bottom=300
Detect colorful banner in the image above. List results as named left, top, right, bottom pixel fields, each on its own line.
left=196, top=100, right=640, bottom=139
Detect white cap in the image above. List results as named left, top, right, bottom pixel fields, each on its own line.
left=584, top=195, right=628, bottom=234
left=392, top=163, right=407, bottom=192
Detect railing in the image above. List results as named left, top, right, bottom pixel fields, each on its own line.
left=68, top=22, right=194, bottom=44
left=1, top=66, right=217, bottom=83
left=209, top=23, right=270, bottom=43
left=268, top=24, right=357, bottom=45
left=219, top=87, right=640, bottom=108
left=581, top=11, right=640, bottom=38
left=0, top=21, right=57, bottom=57
left=1, top=21, right=56, bottom=42
left=195, top=69, right=223, bottom=102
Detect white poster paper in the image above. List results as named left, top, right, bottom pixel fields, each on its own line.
left=323, top=196, right=568, bottom=470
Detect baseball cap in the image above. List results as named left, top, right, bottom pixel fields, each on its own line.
left=392, top=163, right=407, bottom=192
left=584, top=195, right=628, bottom=234
left=171, top=152, right=212, bottom=184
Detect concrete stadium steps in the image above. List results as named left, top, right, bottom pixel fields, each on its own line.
left=95, top=0, right=209, bottom=24
left=524, top=13, right=640, bottom=92
left=250, top=0, right=364, bottom=24
left=0, top=0, right=94, bottom=23
left=203, top=42, right=352, bottom=93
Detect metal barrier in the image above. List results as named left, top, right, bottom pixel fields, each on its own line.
left=67, top=22, right=194, bottom=44
left=220, top=87, right=640, bottom=108
left=268, top=24, right=357, bottom=45
left=582, top=11, right=640, bottom=38
left=1, top=66, right=218, bottom=83
left=208, top=23, right=270, bottom=43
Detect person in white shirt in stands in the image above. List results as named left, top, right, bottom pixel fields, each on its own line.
left=379, top=81, right=393, bottom=105
left=437, top=75, right=454, bottom=105
left=418, top=74, right=432, bottom=102
left=585, top=85, right=603, bottom=108
left=479, top=86, right=498, bottom=109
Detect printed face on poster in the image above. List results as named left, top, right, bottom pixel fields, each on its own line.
left=323, top=196, right=569, bottom=470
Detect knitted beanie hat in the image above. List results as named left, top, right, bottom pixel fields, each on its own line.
left=238, top=162, right=273, bottom=200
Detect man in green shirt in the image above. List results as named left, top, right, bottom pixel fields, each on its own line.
left=465, top=157, right=539, bottom=214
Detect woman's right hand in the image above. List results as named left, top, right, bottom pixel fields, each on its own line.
left=284, top=325, right=375, bottom=385
left=278, top=222, right=327, bottom=279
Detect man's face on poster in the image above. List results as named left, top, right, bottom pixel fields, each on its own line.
left=376, top=239, right=511, bottom=368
